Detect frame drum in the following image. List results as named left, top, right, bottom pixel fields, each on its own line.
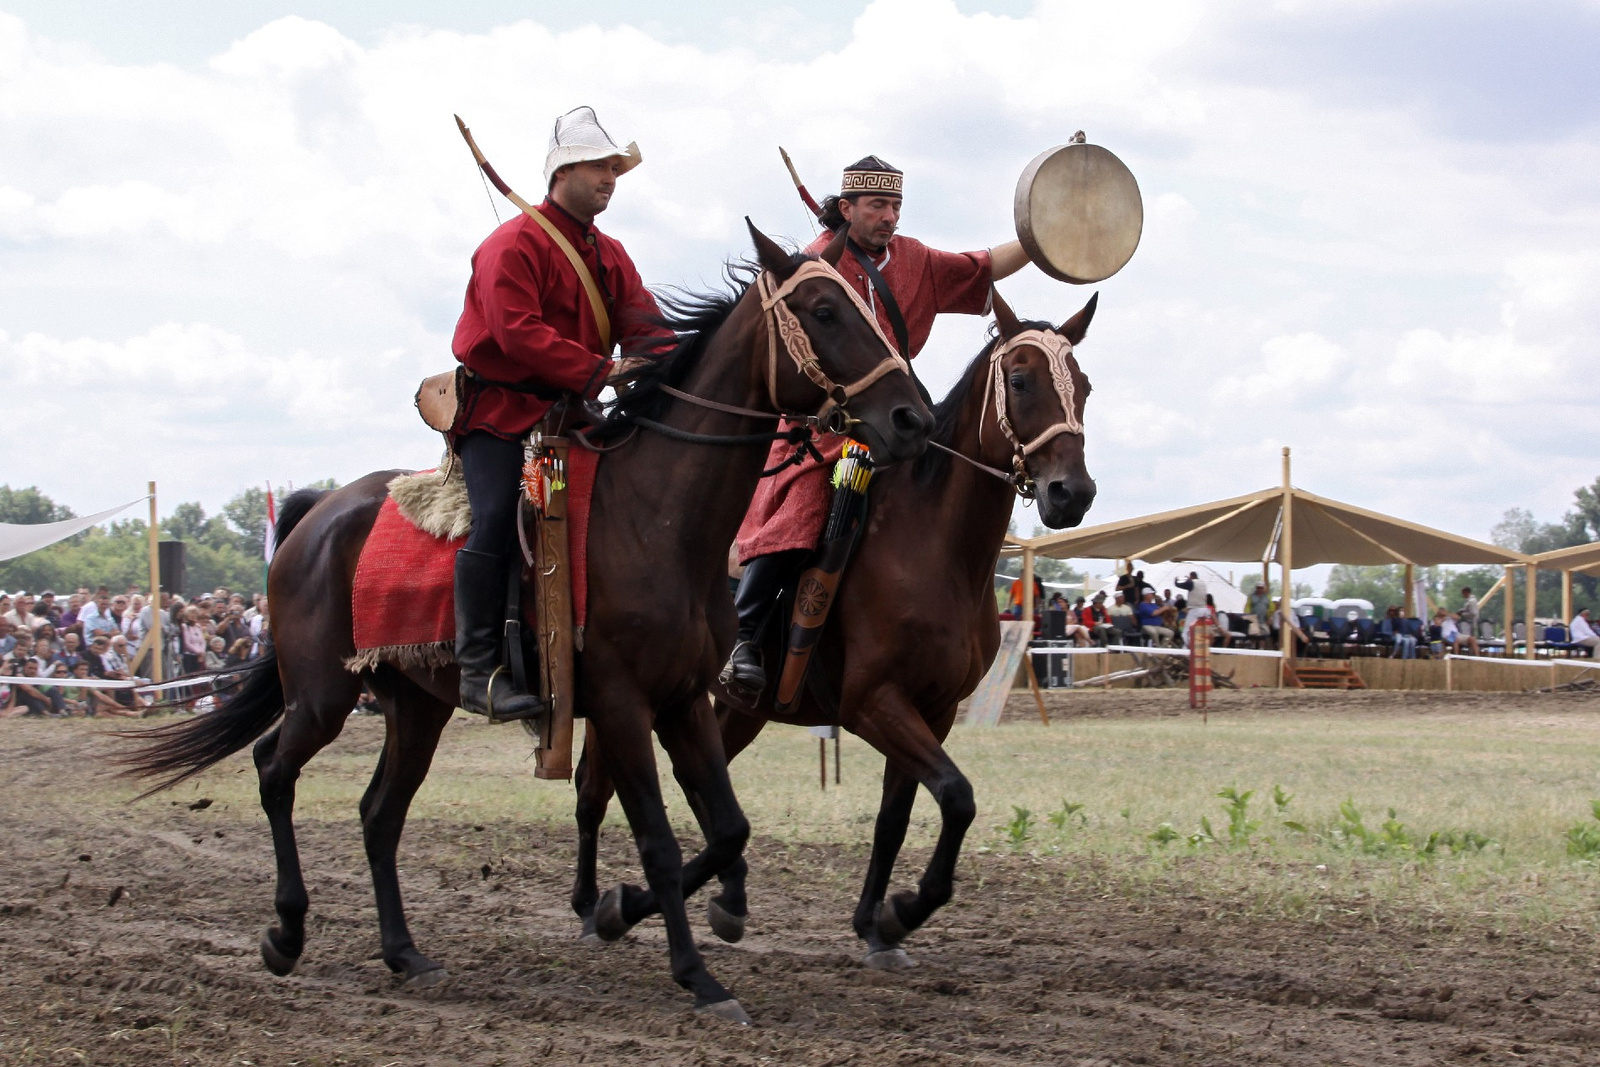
left=1014, top=143, right=1142, bottom=284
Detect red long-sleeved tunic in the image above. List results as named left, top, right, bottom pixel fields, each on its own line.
left=735, top=233, right=992, bottom=561
left=450, top=199, right=663, bottom=440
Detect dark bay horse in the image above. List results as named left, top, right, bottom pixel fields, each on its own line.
left=117, top=222, right=932, bottom=1022
left=571, top=291, right=1098, bottom=967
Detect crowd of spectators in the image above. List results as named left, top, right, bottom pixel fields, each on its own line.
left=0, top=586, right=269, bottom=718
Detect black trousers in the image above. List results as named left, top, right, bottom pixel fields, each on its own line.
left=458, top=431, right=523, bottom=557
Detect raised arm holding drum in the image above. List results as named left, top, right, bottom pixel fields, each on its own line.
left=722, top=154, right=1031, bottom=705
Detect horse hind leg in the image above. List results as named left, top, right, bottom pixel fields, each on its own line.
left=254, top=676, right=360, bottom=975
left=852, top=763, right=920, bottom=969
left=361, top=669, right=454, bottom=985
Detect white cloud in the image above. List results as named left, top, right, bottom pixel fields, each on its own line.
left=0, top=0, right=1594, bottom=550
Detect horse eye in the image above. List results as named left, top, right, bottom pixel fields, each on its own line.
left=813, top=305, right=836, bottom=324
left=1009, top=374, right=1027, bottom=392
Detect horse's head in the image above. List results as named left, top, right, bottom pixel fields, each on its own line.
left=746, top=220, right=931, bottom=464
left=990, top=290, right=1098, bottom=529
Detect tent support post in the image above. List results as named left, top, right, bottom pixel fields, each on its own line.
left=1280, top=448, right=1294, bottom=671
left=1525, top=563, right=1538, bottom=660
left=1562, top=570, right=1572, bottom=627
left=1504, top=565, right=1515, bottom=655
left=1021, top=544, right=1035, bottom=624
left=146, top=481, right=162, bottom=684
left=1404, top=564, right=1415, bottom=618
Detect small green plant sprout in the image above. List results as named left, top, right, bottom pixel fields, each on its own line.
left=1270, top=784, right=1307, bottom=832
left=1004, top=805, right=1034, bottom=847
left=1048, top=799, right=1087, bottom=831
left=1147, top=822, right=1180, bottom=846
left=1119, top=806, right=1132, bottom=822
left=1187, top=816, right=1218, bottom=848
left=1564, top=800, right=1600, bottom=861
left=1330, top=799, right=1494, bottom=857
left=1216, top=787, right=1260, bottom=846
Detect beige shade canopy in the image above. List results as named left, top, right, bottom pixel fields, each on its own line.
left=1008, top=485, right=1527, bottom=568
left=1530, top=541, right=1600, bottom=578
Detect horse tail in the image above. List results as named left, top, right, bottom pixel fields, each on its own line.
left=275, top=487, right=329, bottom=550
left=111, top=648, right=287, bottom=798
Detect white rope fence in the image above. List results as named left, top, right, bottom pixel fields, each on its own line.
left=1030, top=644, right=1284, bottom=659
left=0, top=670, right=247, bottom=695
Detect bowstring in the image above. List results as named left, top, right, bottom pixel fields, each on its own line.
left=477, top=166, right=502, bottom=224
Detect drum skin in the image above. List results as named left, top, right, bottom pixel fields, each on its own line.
left=1014, top=143, right=1143, bottom=284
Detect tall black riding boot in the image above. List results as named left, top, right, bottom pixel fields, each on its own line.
left=454, top=548, right=543, bottom=723
left=718, top=550, right=807, bottom=706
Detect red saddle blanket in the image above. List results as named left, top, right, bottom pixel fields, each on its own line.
left=351, top=447, right=598, bottom=660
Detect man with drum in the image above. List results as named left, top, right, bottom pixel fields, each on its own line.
left=449, top=106, right=662, bottom=722
left=721, top=155, right=1033, bottom=703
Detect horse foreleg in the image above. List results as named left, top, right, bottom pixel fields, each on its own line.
left=571, top=729, right=617, bottom=939
left=591, top=709, right=748, bottom=1021
left=593, top=697, right=753, bottom=944
left=362, top=672, right=452, bottom=985
left=851, top=761, right=919, bottom=965
left=850, top=698, right=975, bottom=964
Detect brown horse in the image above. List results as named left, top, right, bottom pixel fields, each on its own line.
left=116, top=222, right=932, bottom=1022
left=570, top=291, right=1098, bottom=968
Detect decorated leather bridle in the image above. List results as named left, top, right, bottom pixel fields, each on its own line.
left=932, top=326, right=1084, bottom=500
left=756, top=258, right=910, bottom=432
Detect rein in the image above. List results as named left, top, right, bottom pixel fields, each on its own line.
left=582, top=259, right=910, bottom=475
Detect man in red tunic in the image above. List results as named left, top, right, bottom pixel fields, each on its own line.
left=721, top=155, right=1033, bottom=702
left=450, top=106, right=662, bottom=721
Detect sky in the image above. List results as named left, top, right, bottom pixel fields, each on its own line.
left=2, top=0, right=1597, bottom=577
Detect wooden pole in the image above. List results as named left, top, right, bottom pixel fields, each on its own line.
left=1021, top=545, right=1036, bottom=623
left=1026, top=655, right=1049, bottom=725
left=834, top=730, right=841, bottom=785
left=146, top=481, right=163, bottom=683
left=1504, top=564, right=1515, bottom=656
left=1280, top=448, right=1294, bottom=668
left=1562, top=570, right=1573, bottom=627
left=1403, top=563, right=1415, bottom=618
left=1445, top=655, right=1453, bottom=691
left=1524, top=563, right=1538, bottom=660
left=819, top=737, right=827, bottom=791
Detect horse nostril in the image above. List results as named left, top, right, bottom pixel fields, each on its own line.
left=891, top=404, right=928, bottom=438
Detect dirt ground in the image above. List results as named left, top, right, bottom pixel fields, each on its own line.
left=3, top=693, right=1600, bottom=1066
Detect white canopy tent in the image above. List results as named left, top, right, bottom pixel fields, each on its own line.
left=0, top=496, right=148, bottom=562
left=1004, top=449, right=1531, bottom=664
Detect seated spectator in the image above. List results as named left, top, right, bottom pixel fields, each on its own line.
left=1108, top=592, right=1135, bottom=620
left=205, top=635, right=228, bottom=672
left=33, top=623, right=62, bottom=662
left=34, top=591, right=61, bottom=628
left=1081, top=593, right=1115, bottom=645
left=224, top=637, right=252, bottom=668
left=13, top=659, right=64, bottom=716
left=1202, top=594, right=1231, bottom=647
left=1047, top=592, right=1068, bottom=611
left=59, top=661, right=94, bottom=716
left=1570, top=608, right=1600, bottom=657
left=57, top=632, right=84, bottom=672
left=79, top=591, right=120, bottom=646
left=4, top=593, right=35, bottom=632
left=0, top=616, right=14, bottom=659
left=1434, top=609, right=1467, bottom=656
left=1379, top=606, right=1418, bottom=659
left=1137, top=591, right=1175, bottom=646
left=4, top=631, right=35, bottom=675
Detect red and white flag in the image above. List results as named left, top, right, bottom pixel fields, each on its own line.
left=264, top=483, right=278, bottom=565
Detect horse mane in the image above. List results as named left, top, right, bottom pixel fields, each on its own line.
left=912, top=318, right=1054, bottom=487
left=594, top=252, right=807, bottom=438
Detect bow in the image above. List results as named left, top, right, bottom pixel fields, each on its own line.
left=455, top=114, right=539, bottom=216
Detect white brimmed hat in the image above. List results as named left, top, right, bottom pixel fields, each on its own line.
left=543, top=106, right=642, bottom=187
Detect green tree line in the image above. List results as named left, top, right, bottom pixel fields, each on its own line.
left=0, top=482, right=337, bottom=598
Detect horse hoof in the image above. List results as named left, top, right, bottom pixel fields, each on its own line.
left=404, top=963, right=449, bottom=989
left=593, top=886, right=630, bottom=942
left=260, top=931, right=298, bottom=977
left=695, top=998, right=753, bottom=1026
left=876, top=892, right=914, bottom=946
left=864, top=948, right=916, bottom=971
left=706, top=899, right=746, bottom=944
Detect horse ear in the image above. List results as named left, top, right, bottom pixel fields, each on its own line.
left=991, top=287, right=1022, bottom=340
left=819, top=226, right=849, bottom=267
left=1057, top=292, right=1098, bottom=346
left=746, top=218, right=798, bottom=278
